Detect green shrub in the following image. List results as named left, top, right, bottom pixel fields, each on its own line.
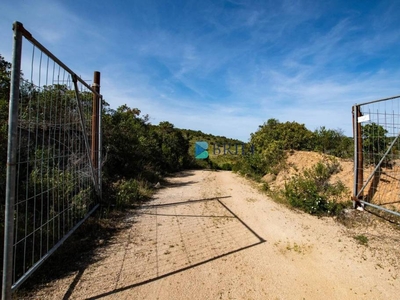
left=220, top=163, right=232, bottom=170
left=115, top=179, right=151, bottom=207
left=233, top=141, right=287, bottom=180
left=282, top=158, right=349, bottom=215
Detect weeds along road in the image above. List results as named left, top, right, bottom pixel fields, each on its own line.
left=31, top=170, right=400, bottom=300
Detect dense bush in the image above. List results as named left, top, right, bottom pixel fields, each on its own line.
left=282, top=158, right=349, bottom=215
left=232, top=143, right=285, bottom=180
left=251, top=118, right=314, bottom=152
left=0, top=55, right=10, bottom=204
left=114, top=178, right=151, bottom=207
left=0, top=55, right=10, bottom=267
left=313, top=126, right=353, bottom=158
left=101, top=106, right=193, bottom=207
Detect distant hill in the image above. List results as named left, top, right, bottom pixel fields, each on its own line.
left=179, top=128, right=244, bottom=146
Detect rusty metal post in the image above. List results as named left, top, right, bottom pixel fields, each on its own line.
left=91, top=71, right=100, bottom=186
left=352, top=105, right=363, bottom=208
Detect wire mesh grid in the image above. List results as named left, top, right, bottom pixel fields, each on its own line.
left=4, top=24, right=100, bottom=292
left=355, top=96, right=400, bottom=213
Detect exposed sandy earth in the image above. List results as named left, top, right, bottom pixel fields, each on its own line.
left=27, top=169, right=400, bottom=299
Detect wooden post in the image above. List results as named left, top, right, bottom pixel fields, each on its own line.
left=353, top=105, right=363, bottom=207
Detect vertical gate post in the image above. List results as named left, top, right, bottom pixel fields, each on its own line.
left=2, top=21, right=23, bottom=300
left=98, top=95, right=103, bottom=199
left=91, top=71, right=100, bottom=189
left=352, top=105, right=363, bottom=208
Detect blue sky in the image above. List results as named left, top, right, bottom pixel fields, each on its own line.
left=1, top=0, right=400, bottom=141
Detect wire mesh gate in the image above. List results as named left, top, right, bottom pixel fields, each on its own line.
left=353, top=95, right=400, bottom=218
left=2, top=22, right=102, bottom=298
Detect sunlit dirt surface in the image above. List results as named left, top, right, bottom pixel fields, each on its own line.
left=27, top=170, right=400, bottom=300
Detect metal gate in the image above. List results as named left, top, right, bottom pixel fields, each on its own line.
left=2, top=22, right=102, bottom=298
left=353, top=95, right=400, bottom=218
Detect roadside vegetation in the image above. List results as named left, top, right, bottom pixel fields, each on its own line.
left=101, top=107, right=244, bottom=210
left=231, top=118, right=354, bottom=216
left=281, top=158, right=349, bottom=215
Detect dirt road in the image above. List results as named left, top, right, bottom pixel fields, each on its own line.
left=31, top=170, right=399, bottom=299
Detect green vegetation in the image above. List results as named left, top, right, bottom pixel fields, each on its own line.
left=232, top=118, right=352, bottom=178
left=0, top=55, right=10, bottom=268
left=230, top=118, right=353, bottom=215
left=353, top=234, right=369, bottom=246
left=282, top=158, right=349, bottom=215
left=0, top=55, right=10, bottom=213
left=362, top=123, right=388, bottom=164
left=314, top=126, right=353, bottom=158
left=251, top=118, right=314, bottom=151
left=101, top=106, right=194, bottom=208
left=101, top=107, right=248, bottom=207
left=180, top=128, right=244, bottom=171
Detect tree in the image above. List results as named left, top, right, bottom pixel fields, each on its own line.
left=101, top=104, right=194, bottom=206
left=234, top=119, right=314, bottom=178
left=0, top=55, right=11, bottom=204
left=314, top=126, right=353, bottom=158
left=362, top=123, right=388, bottom=164
left=250, top=118, right=314, bottom=151
left=154, top=121, right=190, bottom=172
left=0, top=55, right=11, bottom=262
left=102, top=105, right=153, bottom=179
left=0, top=54, right=11, bottom=101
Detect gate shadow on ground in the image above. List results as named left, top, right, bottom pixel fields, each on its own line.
left=78, top=197, right=265, bottom=300
left=138, top=195, right=232, bottom=208
left=169, top=170, right=197, bottom=178
left=160, top=180, right=199, bottom=188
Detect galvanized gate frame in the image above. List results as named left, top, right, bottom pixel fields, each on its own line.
left=353, top=96, right=400, bottom=218
left=2, top=22, right=103, bottom=299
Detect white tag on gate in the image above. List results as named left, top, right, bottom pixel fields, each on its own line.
left=358, top=114, right=370, bottom=123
